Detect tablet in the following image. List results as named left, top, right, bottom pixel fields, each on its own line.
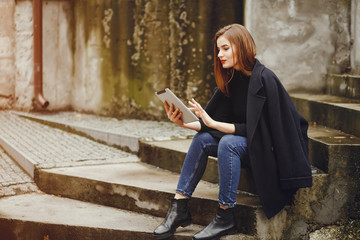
left=155, top=88, right=199, bottom=123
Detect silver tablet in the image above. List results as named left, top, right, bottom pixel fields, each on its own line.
left=155, top=88, right=199, bottom=123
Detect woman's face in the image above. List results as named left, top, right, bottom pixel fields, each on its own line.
left=217, top=35, right=239, bottom=70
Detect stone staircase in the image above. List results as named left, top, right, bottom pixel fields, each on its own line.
left=290, top=74, right=360, bottom=226
left=0, top=79, right=359, bottom=239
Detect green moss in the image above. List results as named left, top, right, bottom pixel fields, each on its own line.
left=343, top=146, right=360, bottom=220
left=336, top=220, right=360, bottom=239
left=96, top=1, right=133, bottom=115
left=73, top=0, right=245, bottom=119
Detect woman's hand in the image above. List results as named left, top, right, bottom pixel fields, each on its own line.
left=188, top=98, right=217, bottom=129
left=163, top=101, right=201, bottom=131
left=164, top=101, right=184, bottom=127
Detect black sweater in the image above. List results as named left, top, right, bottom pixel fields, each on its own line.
left=199, top=71, right=250, bottom=139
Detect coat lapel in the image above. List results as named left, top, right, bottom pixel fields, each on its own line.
left=247, top=60, right=266, bottom=147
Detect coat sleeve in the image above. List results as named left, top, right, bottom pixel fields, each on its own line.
left=262, top=69, right=312, bottom=190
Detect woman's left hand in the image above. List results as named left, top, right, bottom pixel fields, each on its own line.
left=188, top=98, right=217, bottom=129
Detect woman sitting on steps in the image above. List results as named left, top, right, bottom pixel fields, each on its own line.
left=153, top=23, right=312, bottom=240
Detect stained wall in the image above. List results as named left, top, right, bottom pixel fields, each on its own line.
left=245, top=0, right=352, bottom=92
left=72, top=0, right=243, bottom=118
left=1, top=0, right=357, bottom=120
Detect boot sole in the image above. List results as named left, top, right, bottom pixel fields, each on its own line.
left=153, top=219, right=192, bottom=239
left=192, top=226, right=238, bottom=240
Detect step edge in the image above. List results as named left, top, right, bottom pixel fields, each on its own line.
left=37, top=165, right=262, bottom=209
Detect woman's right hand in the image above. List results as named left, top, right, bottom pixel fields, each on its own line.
left=164, top=101, right=184, bottom=127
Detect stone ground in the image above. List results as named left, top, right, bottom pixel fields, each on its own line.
left=0, top=146, right=38, bottom=197
left=0, top=110, right=358, bottom=239
left=309, top=221, right=360, bottom=240
left=16, top=111, right=196, bottom=141
left=0, top=110, right=195, bottom=197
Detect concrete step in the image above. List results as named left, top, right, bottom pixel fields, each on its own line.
left=308, top=125, right=360, bottom=173
left=35, top=162, right=330, bottom=240
left=291, top=93, right=360, bottom=137
left=0, top=111, right=257, bottom=239
left=12, top=110, right=337, bottom=195
left=326, top=74, right=360, bottom=99
left=11, top=111, right=196, bottom=153
left=0, top=111, right=139, bottom=178
left=0, top=193, right=208, bottom=240
left=0, top=110, right=332, bottom=239
left=138, top=125, right=351, bottom=192
left=307, top=125, right=360, bottom=224
left=11, top=111, right=259, bottom=194
left=139, top=139, right=258, bottom=195
left=35, top=162, right=261, bottom=235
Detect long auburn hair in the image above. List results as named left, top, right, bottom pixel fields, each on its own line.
left=214, top=24, right=256, bottom=96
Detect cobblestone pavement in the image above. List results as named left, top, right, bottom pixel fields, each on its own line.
left=17, top=111, right=196, bottom=141
left=0, top=110, right=195, bottom=197
left=0, top=146, right=38, bottom=197
left=0, top=111, right=138, bottom=170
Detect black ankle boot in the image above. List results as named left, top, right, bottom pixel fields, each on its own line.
left=153, top=198, right=192, bottom=239
left=192, top=207, right=237, bottom=240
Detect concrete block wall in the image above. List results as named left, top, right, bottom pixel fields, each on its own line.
left=351, top=0, right=360, bottom=74
left=0, top=0, right=358, bottom=118
left=13, top=0, right=74, bottom=111
left=42, top=0, right=73, bottom=110
left=14, top=0, right=35, bottom=111
left=245, top=0, right=352, bottom=92
left=0, top=0, right=15, bottom=108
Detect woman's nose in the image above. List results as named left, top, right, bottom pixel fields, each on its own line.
left=218, top=51, right=222, bottom=58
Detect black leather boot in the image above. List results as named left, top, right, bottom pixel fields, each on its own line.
left=192, top=207, right=237, bottom=240
left=153, top=198, right=192, bottom=239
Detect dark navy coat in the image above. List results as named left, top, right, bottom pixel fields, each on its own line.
left=204, top=59, right=312, bottom=218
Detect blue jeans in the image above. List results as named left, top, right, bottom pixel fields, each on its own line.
left=176, top=132, right=249, bottom=208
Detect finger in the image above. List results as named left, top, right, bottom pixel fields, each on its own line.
left=188, top=100, right=201, bottom=109
left=191, top=99, right=203, bottom=111
left=164, top=101, right=169, bottom=112
left=170, top=104, right=174, bottom=112
left=174, top=111, right=183, bottom=121
left=169, top=108, right=180, bottom=120
left=174, top=108, right=180, bottom=115
left=191, top=98, right=201, bottom=107
left=188, top=101, right=196, bottom=108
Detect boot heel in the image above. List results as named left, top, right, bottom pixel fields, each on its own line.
left=180, top=219, right=192, bottom=227
left=225, top=227, right=238, bottom=235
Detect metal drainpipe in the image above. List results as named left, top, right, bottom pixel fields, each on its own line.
left=33, top=0, right=49, bottom=108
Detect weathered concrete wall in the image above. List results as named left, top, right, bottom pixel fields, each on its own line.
left=14, top=0, right=34, bottom=110
left=245, top=0, right=351, bottom=92
left=351, top=0, right=360, bottom=74
left=3, top=0, right=356, bottom=117
left=12, top=0, right=74, bottom=111
left=42, top=0, right=73, bottom=110
left=72, top=0, right=243, bottom=119
left=0, top=0, right=15, bottom=109
left=2, top=0, right=244, bottom=116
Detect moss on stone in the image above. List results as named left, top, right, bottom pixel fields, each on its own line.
left=336, top=220, right=360, bottom=239
left=73, top=0, right=244, bottom=119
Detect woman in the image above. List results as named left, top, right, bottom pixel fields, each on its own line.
left=153, top=24, right=312, bottom=240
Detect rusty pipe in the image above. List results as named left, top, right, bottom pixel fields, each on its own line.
left=33, top=0, right=49, bottom=108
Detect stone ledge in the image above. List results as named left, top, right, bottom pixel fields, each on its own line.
left=326, top=74, right=360, bottom=99
left=292, top=93, right=360, bottom=137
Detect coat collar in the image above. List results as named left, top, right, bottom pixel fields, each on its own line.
left=248, top=59, right=265, bottom=95
left=246, top=59, right=266, bottom=147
